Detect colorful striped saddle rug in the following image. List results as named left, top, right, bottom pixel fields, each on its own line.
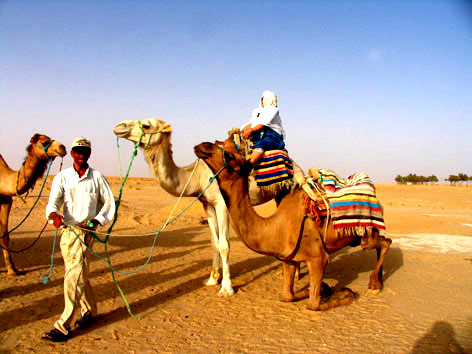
left=253, top=150, right=294, bottom=187
left=317, top=168, right=386, bottom=236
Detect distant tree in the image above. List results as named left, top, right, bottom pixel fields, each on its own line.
left=458, top=173, right=469, bottom=185
left=429, top=175, right=438, bottom=184
left=396, top=173, right=440, bottom=184
left=395, top=175, right=405, bottom=184
left=447, top=175, right=459, bottom=185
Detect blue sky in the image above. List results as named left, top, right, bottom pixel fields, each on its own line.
left=1, top=0, right=471, bottom=183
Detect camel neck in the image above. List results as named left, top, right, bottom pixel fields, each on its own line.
left=143, top=140, right=200, bottom=197
left=218, top=175, right=300, bottom=258
left=16, top=154, right=48, bottom=195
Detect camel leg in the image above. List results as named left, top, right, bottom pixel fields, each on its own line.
left=281, top=262, right=298, bottom=302
left=279, top=261, right=301, bottom=280
left=202, top=203, right=234, bottom=297
left=0, top=198, right=18, bottom=275
left=202, top=203, right=221, bottom=286
left=305, top=257, right=327, bottom=310
left=214, top=201, right=234, bottom=297
left=361, top=229, right=392, bottom=294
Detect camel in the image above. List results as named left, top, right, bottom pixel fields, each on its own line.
left=113, top=119, right=298, bottom=297
left=194, top=139, right=392, bottom=311
left=0, top=134, right=66, bottom=275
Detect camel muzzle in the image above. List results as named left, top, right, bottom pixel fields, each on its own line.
left=113, top=124, right=130, bottom=138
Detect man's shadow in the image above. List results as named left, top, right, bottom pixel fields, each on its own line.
left=411, top=321, right=466, bottom=354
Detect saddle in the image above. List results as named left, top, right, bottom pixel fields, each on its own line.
left=302, top=168, right=386, bottom=237
left=229, top=128, right=295, bottom=189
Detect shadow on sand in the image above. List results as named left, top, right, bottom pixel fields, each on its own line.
left=411, top=321, right=466, bottom=354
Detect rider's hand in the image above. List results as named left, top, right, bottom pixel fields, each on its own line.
left=243, top=126, right=252, bottom=139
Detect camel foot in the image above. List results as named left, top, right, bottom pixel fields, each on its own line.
left=281, top=294, right=294, bottom=303
left=204, top=269, right=220, bottom=286
left=320, top=282, right=332, bottom=298
left=7, top=268, right=21, bottom=276
left=218, top=286, right=235, bottom=297
left=204, top=277, right=219, bottom=286
left=368, top=288, right=381, bottom=295
left=317, top=288, right=356, bottom=311
left=368, top=279, right=383, bottom=293
left=217, top=278, right=235, bottom=297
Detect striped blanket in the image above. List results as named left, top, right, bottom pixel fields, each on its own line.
left=318, top=169, right=386, bottom=236
left=254, top=150, right=294, bottom=187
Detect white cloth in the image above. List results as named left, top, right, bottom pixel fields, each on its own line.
left=46, top=166, right=115, bottom=227
left=241, top=105, right=286, bottom=138
left=54, top=226, right=96, bottom=334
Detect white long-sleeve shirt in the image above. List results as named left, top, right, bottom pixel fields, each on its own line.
left=46, top=166, right=116, bottom=227
left=241, top=105, right=286, bottom=138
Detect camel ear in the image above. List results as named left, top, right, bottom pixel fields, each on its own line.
left=161, top=123, right=172, bottom=133
left=30, top=134, right=40, bottom=144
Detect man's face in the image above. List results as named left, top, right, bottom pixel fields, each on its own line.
left=71, top=147, right=91, bottom=167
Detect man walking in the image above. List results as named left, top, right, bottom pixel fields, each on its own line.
left=42, top=137, right=115, bottom=342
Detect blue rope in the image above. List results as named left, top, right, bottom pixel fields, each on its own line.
left=40, top=227, right=59, bottom=284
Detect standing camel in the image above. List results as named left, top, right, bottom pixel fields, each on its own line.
left=113, top=119, right=297, bottom=297
left=0, top=134, right=66, bottom=275
left=194, top=139, right=392, bottom=311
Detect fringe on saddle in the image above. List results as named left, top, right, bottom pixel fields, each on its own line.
left=301, top=168, right=386, bottom=238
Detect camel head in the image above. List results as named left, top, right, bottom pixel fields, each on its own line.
left=28, top=134, right=67, bottom=160
left=113, top=119, right=172, bottom=148
left=194, top=139, right=252, bottom=179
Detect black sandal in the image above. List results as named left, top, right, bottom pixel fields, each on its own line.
left=74, top=311, right=94, bottom=330
left=41, top=328, right=71, bottom=342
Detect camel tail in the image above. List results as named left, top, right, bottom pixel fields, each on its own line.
left=319, top=288, right=356, bottom=311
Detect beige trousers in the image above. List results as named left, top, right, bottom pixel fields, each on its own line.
left=54, top=226, right=97, bottom=334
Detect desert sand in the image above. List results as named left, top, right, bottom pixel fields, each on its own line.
left=1, top=177, right=471, bottom=353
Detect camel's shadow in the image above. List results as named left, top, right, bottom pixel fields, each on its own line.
left=0, top=225, right=276, bottom=333
left=2, top=224, right=209, bottom=276
left=295, top=246, right=403, bottom=292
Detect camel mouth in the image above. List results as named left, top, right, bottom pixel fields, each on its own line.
left=50, top=143, right=67, bottom=158
left=194, top=143, right=213, bottom=159
left=56, top=149, right=67, bottom=157
left=113, top=124, right=130, bottom=138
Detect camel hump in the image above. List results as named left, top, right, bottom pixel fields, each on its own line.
left=0, top=154, right=11, bottom=170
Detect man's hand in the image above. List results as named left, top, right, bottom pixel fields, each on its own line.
left=48, top=212, right=64, bottom=228
left=79, top=219, right=100, bottom=231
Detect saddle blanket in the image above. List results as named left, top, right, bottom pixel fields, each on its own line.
left=318, top=168, right=386, bottom=232
left=254, top=150, right=294, bottom=187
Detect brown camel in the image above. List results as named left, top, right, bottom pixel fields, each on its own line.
left=0, top=134, right=66, bottom=275
left=194, top=139, right=392, bottom=311
left=113, top=119, right=300, bottom=296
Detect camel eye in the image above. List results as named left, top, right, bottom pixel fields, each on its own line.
left=142, top=123, right=151, bottom=130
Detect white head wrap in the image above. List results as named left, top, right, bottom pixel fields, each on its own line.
left=262, top=90, right=277, bottom=107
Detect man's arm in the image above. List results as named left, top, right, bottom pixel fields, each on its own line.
left=92, top=174, right=116, bottom=227
left=46, top=174, right=65, bottom=228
